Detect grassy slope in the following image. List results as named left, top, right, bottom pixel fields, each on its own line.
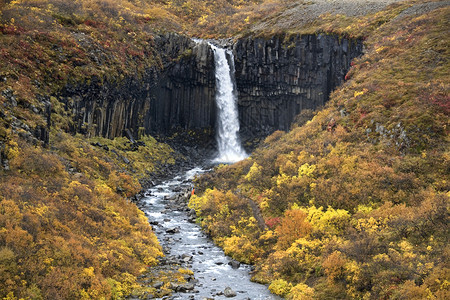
left=191, top=2, right=449, bottom=299
left=0, top=1, right=180, bottom=299
left=0, top=0, right=291, bottom=298
left=0, top=0, right=448, bottom=299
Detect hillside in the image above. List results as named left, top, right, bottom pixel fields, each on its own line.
left=191, top=2, right=450, bottom=299
left=0, top=0, right=297, bottom=298
left=0, top=0, right=448, bottom=299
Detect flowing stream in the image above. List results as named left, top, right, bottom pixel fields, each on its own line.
left=139, top=168, right=278, bottom=299
left=135, top=41, right=273, bottom=299
left=208, top=43, right=247, bottom=163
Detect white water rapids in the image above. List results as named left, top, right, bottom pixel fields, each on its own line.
left=208, top=43, right=247, bottom=163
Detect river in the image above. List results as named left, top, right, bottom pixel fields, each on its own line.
left=137, top=167, right=279, bottom=299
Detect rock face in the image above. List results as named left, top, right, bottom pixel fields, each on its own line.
left=58, top=33, right=216, bottom=140
left=57, top=33, right=361, bottom=144
left=233, top=34, right=363, bottom=139
left=148, top=34, right=216, bottom=137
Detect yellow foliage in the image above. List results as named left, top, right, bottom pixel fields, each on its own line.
left=355, top=216, right=387, bottom=234
left=177, top=268, right=193, bottom=276
left=188, top=193, right=208, bottom=215
left=276, top=173, right=291, bottom=187
left=4, top=140, right=19, bottom=160
left=244, top=162, right=263, bottom=182
left=298, top=163, right=316, bottom=178
left=354, top=90, right=365, bottom=97
left=223, top=235, right=262, bottom=264
left=287, top=283, right=315, bottom=300
left=305, top=206, right=350, bottom=235
left=286, top=237, right=324, bottom=271
left=197, top=14, right=208, bottom=25
left=82, top=267, right=95, bottom=278
left=269, top=279, right=293, bottom=296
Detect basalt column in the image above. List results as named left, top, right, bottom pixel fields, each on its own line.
left=58, top=33, right=217, bottom=140
left=147, top=35, right=217, bottom=137
left=233, top=34, right=363, bottom=139
left=57, top=33, right=361, bottom=146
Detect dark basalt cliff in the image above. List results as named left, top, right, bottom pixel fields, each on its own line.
left=58, top=34, right=216, bottom=139
left=234, top=35, right=363, bottom=138
left=57, top=33, right=361, bottom=144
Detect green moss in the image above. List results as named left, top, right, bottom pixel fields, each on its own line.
left=88, top=134, right=176, bottom=180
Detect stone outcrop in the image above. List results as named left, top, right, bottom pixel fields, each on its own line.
left=57, top=33, right=362, bottom=145
left=233, top=34, right=363, bottom=139
left=58, top=33, right=216, bottom=140
left=148, top=35, right=216, bottom=137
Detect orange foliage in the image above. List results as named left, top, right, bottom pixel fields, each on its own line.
left=275, top=209, right=311, bottom=250
left=0, top=137, right=163, bottom=298
left=322, top=251, right=346, bottom=282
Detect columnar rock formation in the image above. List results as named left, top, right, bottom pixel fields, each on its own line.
left=58, top=34, right=216, bottom=139
left=57, top=33, right=362, bottom=144
left=234, top=35, right=363, bottom=138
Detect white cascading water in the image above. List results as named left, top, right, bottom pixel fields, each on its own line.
left=208, top=42, right=247, bottom=163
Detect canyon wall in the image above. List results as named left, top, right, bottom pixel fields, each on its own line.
left=58, top=34, right=216, bottom=139
left=234, top=34, right=363, bottom=139
left=57, top=33, right=361, bottom=144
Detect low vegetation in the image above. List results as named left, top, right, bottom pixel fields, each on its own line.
left=0, top=0, right=260, bottom=297
left=0, top=0, right=448, bottom=299
left=192, top=4, right=449, bottom=299
left=0, top=130, right=180, bottom=298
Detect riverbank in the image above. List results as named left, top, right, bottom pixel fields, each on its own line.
left=132, top=168, right=280, bottom=299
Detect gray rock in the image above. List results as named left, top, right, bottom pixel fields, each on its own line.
left=177, top=282, right=195, bottom=292
left=181, top=254, right=193, bottom=262
left=152, top=281, right=164, bottom=289
left=166, top=227, right=180, bottom=234
left=168, top=282, right=179, bottom=290
left=228, top=260, right=240, bottom=269
left=224, top=287, right=237, bottom=297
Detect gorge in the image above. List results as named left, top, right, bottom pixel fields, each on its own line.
left=56, top=33, right=362, bottom=150
left=2, top=1, right=447, bottom=299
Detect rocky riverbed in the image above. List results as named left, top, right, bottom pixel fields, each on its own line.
left=132, top=168, right=279, bottom=300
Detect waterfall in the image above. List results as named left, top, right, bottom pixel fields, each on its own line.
left=208, top=42, right=247, bottom=163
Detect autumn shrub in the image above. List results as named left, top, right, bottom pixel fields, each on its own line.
left=275, top=209, right=312, bottom=250
left=322, top=251, right=347, bottom=282
left=287, top=283, right=315, bottom=300
left=0, top=131, right=168, bottom=298
left=223, top=235, right=262, bottom=264
left=192, top=4, right=450, bottom=299
left=269, top=279, right=293, bottom=297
